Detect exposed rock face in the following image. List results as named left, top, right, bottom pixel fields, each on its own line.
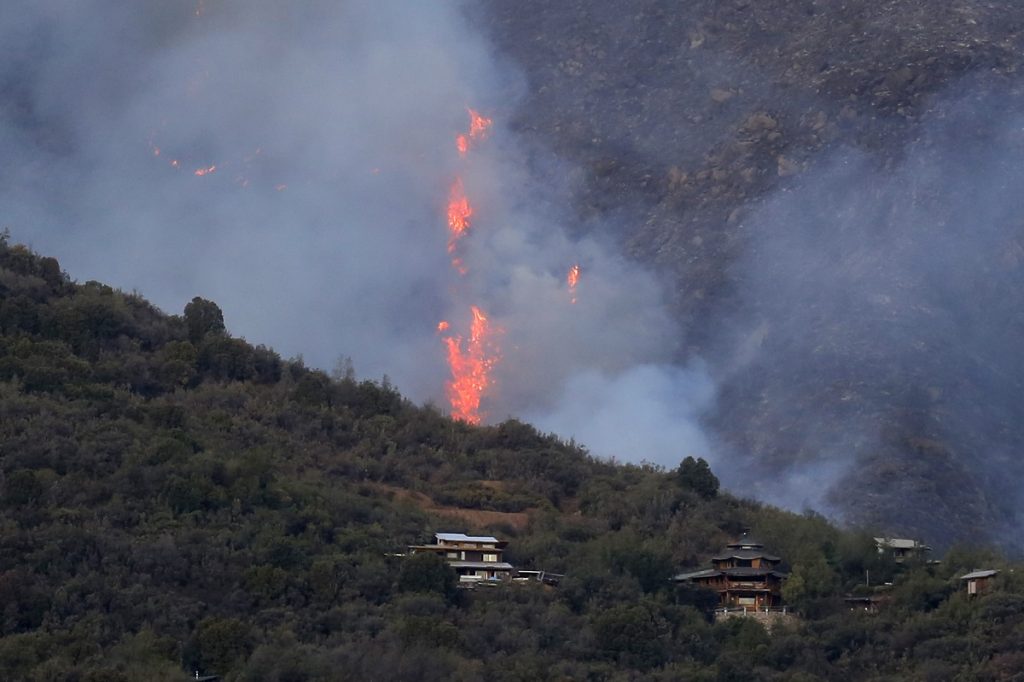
left=479, top=0, right=1024, bottom=548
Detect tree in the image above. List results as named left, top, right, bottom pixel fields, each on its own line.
left=184, top=297, right=225, bottom=344
left=193, top=617, right=252, bottom=673
left=592, top=603, right=670, bottom=669
left=678, top=456, right=719, bottom=498
left=397, top=553, right=459, bottom=604
left=4, top=470, right=44, bottom=507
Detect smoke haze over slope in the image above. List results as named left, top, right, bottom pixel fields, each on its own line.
left=479, top=0, right=1024, bottom=547
left=713, top=84, right=1024, bottom=539
left=0, top=2, right=713, bottom=468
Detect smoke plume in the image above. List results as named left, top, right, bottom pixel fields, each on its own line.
left=0, top=1, right=714, bottom=468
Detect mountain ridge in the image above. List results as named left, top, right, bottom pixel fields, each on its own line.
left=478, top=0, right=1024, bottom=548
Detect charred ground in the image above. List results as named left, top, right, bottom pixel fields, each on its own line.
left=478, top=0, right=1024, bottom=548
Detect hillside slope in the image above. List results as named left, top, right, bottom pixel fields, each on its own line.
left=4, top=238, right=1024, bottom=680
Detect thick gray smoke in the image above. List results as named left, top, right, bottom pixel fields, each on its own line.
left=0, top=1, right=713, bottom=467
left=710, top=82, right=1024, bottom=539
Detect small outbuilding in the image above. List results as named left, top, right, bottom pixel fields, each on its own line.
left=959, top=569, right=999, bottom=596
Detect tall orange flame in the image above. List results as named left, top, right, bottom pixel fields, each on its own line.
left=567, top=264, right=581, bottom=304
left=442, top=306, right=500, bottom=424
left=440, top=106, right=500, bottom=423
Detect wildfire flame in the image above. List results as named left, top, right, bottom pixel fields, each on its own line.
left=194, top=165, right=217, bottom=177
left=456, top=108, right=492, bottom=157
left=442, top=306, right=500, bottom=424
left=469, top=109, right=492, bottom=139
left=439, top=106, right=500, bottom=423
left=567, top=264, right=581, bottom=304
left=447, top=178, right=473, bottom=254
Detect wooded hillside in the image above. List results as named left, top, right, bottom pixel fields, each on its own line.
left=2, top=234, right=1023, bottom=680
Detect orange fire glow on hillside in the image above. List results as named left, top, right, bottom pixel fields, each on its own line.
left=567, top=264, right=581, bottom=304
left=193, top=165, right=217, bottom=177
left=442, top=306, right=500, bottom=424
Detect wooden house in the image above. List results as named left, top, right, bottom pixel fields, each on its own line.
left=959, top=569, right=999, bottom=596
left=673, top=533, right=788, bottom=610
left=409, top=532, right=515, bottom=584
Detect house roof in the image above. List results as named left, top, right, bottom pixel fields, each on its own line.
left=875, top=537, right=930, bottom=550
left=711, top=548, right=781, bottom=562
left=673, top=568, right=721, bottom=581
left=726, top=533, right=765, bottom=549
left=673, top=566, right=789, bottom=581
left=448, top=561, right=514, bottom=570
left=436, top=532, right=501, bottom=544
left=959, top=569, right=999, bottom=580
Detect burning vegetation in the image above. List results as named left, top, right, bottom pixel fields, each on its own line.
left=438, top=110, right=501, bottom=424
left=438, top=109, right=584, bottom=423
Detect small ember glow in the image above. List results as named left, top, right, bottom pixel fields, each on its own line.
left=567, top=264, right=581, bottom=304
left=442, top=306, right=500, bottom=424
left=437, top=320, right=450, bottom=332
left=194, top=165, right=217, bottom=176
left=468, top=109, right=492, bottom=139
left=455, top=108, right=492, bottom=157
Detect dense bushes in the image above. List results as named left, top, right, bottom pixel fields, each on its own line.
left=3, top=237, right=1024, bottom=680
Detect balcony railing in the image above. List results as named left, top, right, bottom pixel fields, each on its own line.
left=716, top=606, right=790, bottom=614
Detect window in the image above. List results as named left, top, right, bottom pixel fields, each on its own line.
left=446, top=552, right=458, bottom=559
left=483, top=553, right=498, bottom=563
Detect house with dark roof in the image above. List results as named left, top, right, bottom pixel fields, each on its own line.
left=673, top=533, right=788, bottom=610
left=409, top=532, right=515, bottom=584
